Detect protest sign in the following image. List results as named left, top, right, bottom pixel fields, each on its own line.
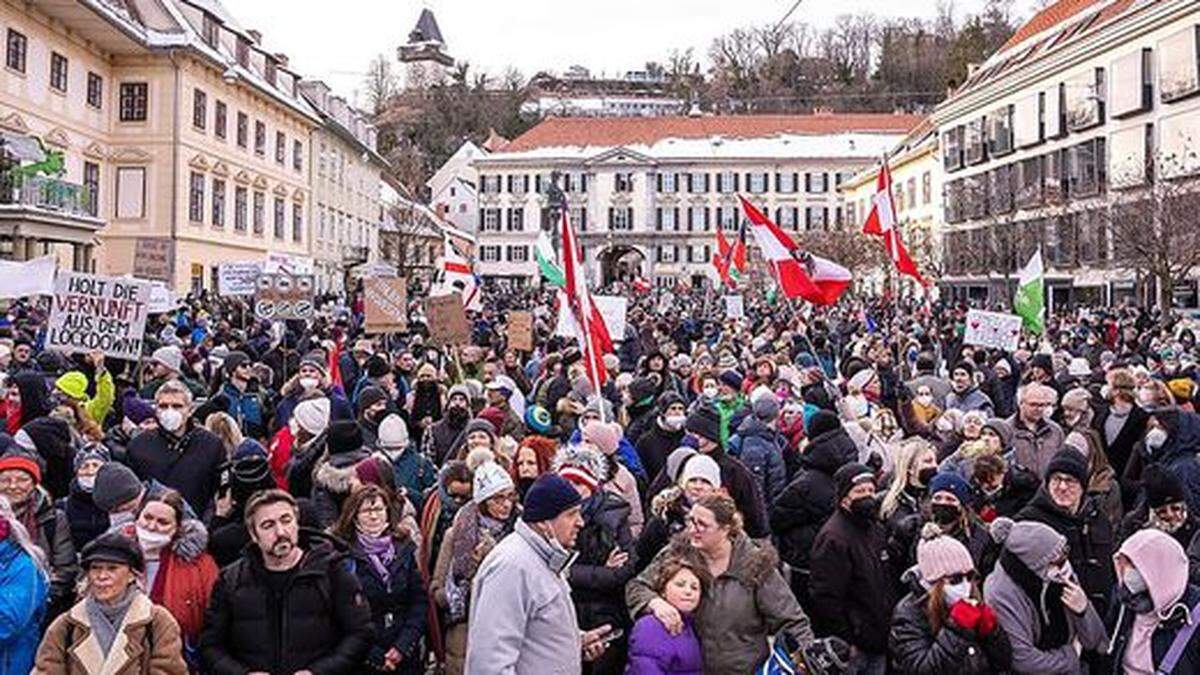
left=964, top=309, right=1023, bottom=352
left=555, top=294, right=628, bottom=343
left=132, top=238, right=173, bottom=281
left=147, top=282, right=176, bottom=314
left=363, top=278, right=408, bottom=333
left=254, top=273, right=315, bottom=320
left=218, top=261, right=262, bottom=296
left=725, top=294, right=744, bottom=320
left=46, top=271, right=151, bottom=360
left=264, top=252, right=313, bottom=275
left=0, top=256, right=56, bottom=298
left=507, top=311, right=534, bottom=352
left=426, top=294, right=470, bottom=346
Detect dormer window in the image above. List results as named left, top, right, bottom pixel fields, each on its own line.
left=265, top=58, right=277, bottom=86
left=202, top=14, right=219, bottom=48
left=236, top=38, right=249, bottom=67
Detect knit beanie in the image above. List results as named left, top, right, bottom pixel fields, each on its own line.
left=73, top=442, right=111, bottom=471
left=805, top=409, right=841, bottom=438
left=1045, top=448, right=1088, bottom=486
left=0, top=452, right=40, bottom=484
left=952, top=361, right=976, bottom=378
left=447, top=384, right=471, bottom=405
left=151, top=345, right=183, bottom=373
left=752, top=391, right=781, bottom=422
left=719, top=369, right=744, bottom=391
left=928, top=472, right=972, bottom=505
left=326, top=420, right=364, bottom=456
left=1144, top=463, right=1188, bottom=509
left=473, top=460, right=515, bottom=504
left=685, top=405, right=722, bottom=445
left=522, top=473, right=582, bottom=523
left=916, top=522, right=975, bottom=584
left=833, top=462, right=875, bottom=500
left=664, top=446, right=698, bottom=483
left=122, top=393, right=156, bottom=425
left=54, top=371, right=89, bottom=401
left=357, top=386, right=388, bottom=414
left=355, top=455, right=391, bottom=490
left=524, top=405, right=553, bottom=435
left=628, top=378, right=658, bottom=408
left=847, top=368, right=877, bottom=393
left=233, top=439, right=267, bottom=460
left=581, top=420, right=622, bottom=456
left=92, top=462, right=143, bottom=511
left=377, top=414, right=409, bottom=450
left=223, top=351, right=250, bottom=376
left=678, top=454, right=722, bottom=488
left=365, top=355, right=391, bottom=378
left=293, top=398, right=331, bottom=437
left=299, top=354, right=328, bottom=377
left=558, top=464, right=599, bottom=492
left=464, top=418, right=497, bottom=443
left=1168, top=378, right=1197, bottom=403
left=989, top=516, right=1067, bottom=575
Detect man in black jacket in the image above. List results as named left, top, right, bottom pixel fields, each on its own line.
left=634, top=391, right=687, bottom=481
left=201, top=489, right=372, bottom=674
left=684, top=404, right=769, bottom=538
left=809, top=463, right=896, bottom=675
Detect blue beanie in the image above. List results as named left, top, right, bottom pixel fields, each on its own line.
left=524, top=405, right=553, bottom=435
left=233, top=438, right=268, bottom=460
left=928, top=471, right=972, bottom=506
left=522, top=473, right=582, bottom=523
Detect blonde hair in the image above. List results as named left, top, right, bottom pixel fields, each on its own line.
left=205, top=411, right=244, bottom=457
left=881, top=438, right=936, bottom=519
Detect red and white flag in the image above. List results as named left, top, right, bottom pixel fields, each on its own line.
left=560, top=210, right=613, bottom=390
left=738, top=196, right=851, bottom=306
left=862, top=157, right=927, bottom=285
left=434, top=239, right=482, bottom=311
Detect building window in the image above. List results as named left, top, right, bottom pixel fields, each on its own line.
left=806, top=206, right=829, bottom=230
left=806, top=172, right=829, bottom=193
left=119, top=83, right=148, bottom=122
left=988, top=105, right=1014, bottom=157
left=193, top=89, right=207, bottom=129
left=717, top=171, right=737, bottom=193
left=990, top=165, right=1014, bottom=215
left=506, top=208, right=524, bottom=232
left=658, top=172, right=677, bottom=193
left=265, top=58, right=277, bottom=86
left=5, top=29, right=25, bottom=73
left=965, top=118, right=987, bottom=165
left=777, top=172, right=798, bottom=193
left=569, top=206, right=587, bottom=231
left=83, top=162, right=99, bottom=217
left=1066, top=68, right=1107, bottom=131
left=1160, top=25, right=1200, bottom=103
left=234, top=186, right=247, bottom=232
left=49, top=52, right=67, bottom=92
left=688, top=206, right=709, bottom=232
left=609, top=207, right=633, bottom=230
left=507, top=174, right=529, bottom=195
left=188, top=172, right=205, bottom=222
left=86, top=72, right=103, bottom=109
left=656, top=207, right=678, bottom=231
left=1067, top=138, right=1106, bottom=198
left=254, top=121, right=266, bottom=155
left=292, top=140, right=302, bottom=171
left=777, top=207, right=798, bottom=229
left=236, top=38, right=249, bottom=67
left=292, top=203, right=302, bottom=242
left=202, top=13, right=219, bottom=47
left=211, top=179, right=225, bottom=227
left=275, top=131, right=286, bottom=164
left=480, top=175, right=502, bottom=195
left=252, top=191, right=265, bottom=235
left=944, top=126, right=965, bottom=171
left=1112, top=48, right=1154, bottom=118
left=1016, top=156, right=1045, bottom=208
left=747, top=173, right=768, bottom=194
left=480, top=208, right=501, bottom=232
left=236, top=112, right=248, bottom=148
left=214, top=101, right=227, bottom=139
left=718, top=206, right=738, bottom=231
left=273, top=197, right=285, bottom=239
left=480, top=245, right=501, bottom=262
left=614, top=173, right=634, bottom=192
left=688, top=172, right=709, bottom=193
left=507, top=245, right=529, bottom=263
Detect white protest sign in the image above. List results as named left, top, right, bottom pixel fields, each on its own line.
left=0, top=256, right=56, bottom=298
left=218, top=261, right=263, bottom=296
left=46, top=271, right=151, bottom=360
left=964, top=309, right=1023, bottom=352
left=555, top=294, right=628, bottom=343
left=147, top=282, right=177, bottom=314
left=724, top=294, right=744, bottom=320
left=264, top=252, right=313, bottom=275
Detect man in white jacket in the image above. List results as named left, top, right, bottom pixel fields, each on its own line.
left=466, top=473, right=612, bottom=674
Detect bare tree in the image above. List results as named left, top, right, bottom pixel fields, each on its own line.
left=364, top=55, right=398, bottom=114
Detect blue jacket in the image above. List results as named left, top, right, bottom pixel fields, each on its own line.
left=273, top=385, right=354, bottom=431
left=388, top=446, right=437, bottom=513
left=220, top=382, right=265, bottom=437
left=728, top=415, right=787, bottom=505
left=0, top=539, right=47, bottom=675
left=1153, top=409, right=1200, bottom=516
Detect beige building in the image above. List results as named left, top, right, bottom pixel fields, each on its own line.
left=0, top=0, right=321, bottom=293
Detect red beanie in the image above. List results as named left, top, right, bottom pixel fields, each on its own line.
left=0, top=455, right=41, bottom=484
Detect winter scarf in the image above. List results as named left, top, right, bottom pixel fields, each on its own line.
left=85, top=586, right=138, bottom=656
left=446, top=502, right=515, bottom=622
left=999, top=548, right=1070, bottom=649
left=356, top=531, right=396, bottom=586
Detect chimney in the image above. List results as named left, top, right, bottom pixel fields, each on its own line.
left=966, top=62, right=981, bottom=77
left=274, top=53, right=289, bottom=69
left=246, top=29, right=262, bottom=44
left=687, top=101, right=703, bottom=118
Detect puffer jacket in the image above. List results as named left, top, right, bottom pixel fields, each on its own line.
left=729, top=415, right=787, bottom=505
left=889, top=586, right=1013, bottom=674
left=199, top=529, right=372, bottom=675
left=0, top=539, right=47, bottom=675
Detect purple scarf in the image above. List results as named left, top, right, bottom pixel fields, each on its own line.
left=357, top=532, right=396, bottom=586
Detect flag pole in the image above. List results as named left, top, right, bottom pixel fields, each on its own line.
left=565, top=210, right=607, bottom=424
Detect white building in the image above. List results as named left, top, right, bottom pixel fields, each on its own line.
left=520, top=95, right=685, bottom=119
left=427, top=140, right=484, bottom=233
left=471, top=113, right=922, bottom=289
left=933, top=0, right=1200, bottom=308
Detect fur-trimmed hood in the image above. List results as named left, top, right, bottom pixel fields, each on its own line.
left=314, top=460, right=359, bottom=495
left=664, top=531, right=779, bottom=587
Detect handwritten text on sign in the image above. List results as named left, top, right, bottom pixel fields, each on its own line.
left=46, top=271, right=151, bottom=360
left=363, top=278, right=408, bottom=333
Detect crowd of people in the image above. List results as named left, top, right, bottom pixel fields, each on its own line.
left=0, top=281, right=1198, bottom=674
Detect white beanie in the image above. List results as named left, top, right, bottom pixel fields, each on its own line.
left=679, top=454, right=722, bottom=489
left=377, top=414, right=409, bottom=450
left=293, top=398, right=330, bottom=437
left=151, top=345, right=183, bottom=374
left=847, top=368, right=877, bottom=392
left=473, top=460, right=514, bottom=504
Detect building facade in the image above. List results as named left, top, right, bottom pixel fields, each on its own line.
left=471, top=113, right=921, bottom=289
left=933, top=0, right=1200, bottom=308
left=427, top=140, right=483, bottom=234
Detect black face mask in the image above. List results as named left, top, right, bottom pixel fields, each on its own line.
left=916, top=467, right=937, bottom=487
left=931, top=503, right=961, bottom=526
left=1118, top=584, right=1155, bottom=614
left=848, top=495, right=878, bottom=522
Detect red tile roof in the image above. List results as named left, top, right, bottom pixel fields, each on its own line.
left=1002, top=0, right=1106, bottom=51
left=503, top=114, right=924, bottom=152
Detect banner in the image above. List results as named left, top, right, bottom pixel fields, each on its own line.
left=0, top=256, right=56, bottom=298
left=554, top=295, right=627, bottom=343
left=132, top=238, right=174, bottom=282
left=46, top=271, right=151, bottom=360
left=507, top=311, right=534, bottom=352
left=963, top=309, right=1023, bottom=352
left=218, top=261, right=263, bottom=296
left=724, top=294, right=744, bottom=320
left=254, top=273, right=315, bottom=320
left=264, top=252, right=313, bottom=275
left=147, top=281, right=177, bottom=314
left=363, top=278, right=408, bottom=334
left=426, top=293, right=470, bottom=346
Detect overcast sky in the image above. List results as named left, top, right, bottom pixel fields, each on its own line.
left=229, top=0, right=1041, bottom=108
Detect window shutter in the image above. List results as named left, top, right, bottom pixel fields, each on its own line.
left=581, top=174, right=588, bottom=192
left=792, top=207, right=799, bottom=229
left=608, top=207, right=614, bottom=228
left=656, top=173, right=663, bottom=192
left=656, top=208, right=662, bottom=231
left=704, top=207, right=711, bottom=231
left=524, top=175, right=530, bottom=192
left=478, top=208, right=484, bottom=230
left=580, top=207, right=587, bottom=231
left=627, top=207, right=634, bottom=228
left=805, top=173, right=811, bottom=192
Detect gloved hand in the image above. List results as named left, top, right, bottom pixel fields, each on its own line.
left=977, top=603, right=998, bottom=636
left=948, top=599, right=983, bottom=631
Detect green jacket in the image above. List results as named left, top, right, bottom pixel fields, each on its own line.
left=716, top=394, right=745, bottom=447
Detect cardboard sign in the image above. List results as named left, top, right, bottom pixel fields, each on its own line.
left=724, top=294, right=745, bottom=320
left=507, top=310, right=534, bottom=352
left=254, top=273, right=315, bottom=320
left=132, top=238, right=173, bottom=282
left=363, top=278, right=408, bottom=333
left=964, top=309, right=1023, bottom=352
left=426, top=294, right=470, bottom=346
left=0, top=256, right=56, bottom=298
left=218, top=261, right=263, bottom=296
left=555, top=294, right=628, bottom=343
left=46, top=271, right=151, bottom=360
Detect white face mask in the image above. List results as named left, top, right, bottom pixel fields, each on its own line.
left=915, top=394, right=934, bottom=407
left=1146, top=427, right=1168, bottom=450
left=136, top=526, right=172, bottom=552
left=157, top=408, right=185, bottom=433
left=662, top=415, right=687, bottom=431
left=77, top=475, right=96, bottom=492
left=1047, top=560, right=1074, bottom=584
left=702, top=386, right=718, bottom=399
left=299, top=377, right=320, bottom=391
left=109, top=510, right=135, bottom=527
left=941, top=579, right=972, bottom=605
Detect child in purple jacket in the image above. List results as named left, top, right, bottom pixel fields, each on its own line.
left=626, top=555, right=705, bottom=674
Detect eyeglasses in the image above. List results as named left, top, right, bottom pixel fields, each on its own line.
left=943, top=571, right=978, bottom=585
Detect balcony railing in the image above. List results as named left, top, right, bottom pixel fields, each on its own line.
left=0, top=175, right=97, bottom=218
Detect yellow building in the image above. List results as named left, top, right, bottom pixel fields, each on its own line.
left=0, top=0, right=320, bottom=293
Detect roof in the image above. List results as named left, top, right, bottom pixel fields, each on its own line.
left=503, top=114, right=923, bottom=153
left=482, top=129, right=510, bottom=153
left=1002, top=0, right=1105, bottom=52
left=410, top=8, right=445, bottom=45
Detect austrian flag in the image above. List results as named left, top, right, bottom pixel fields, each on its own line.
left=862, top=158, right=927, bottom=286
left=738, top=196, right=851, bottom=306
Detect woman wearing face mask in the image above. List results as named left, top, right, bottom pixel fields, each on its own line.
left=924, top=473, right=999, bottom=577
left=129, top=489, right=217, bottom=665
left=333, top=484, right=427, bottom=674
left=35, top=529, right=187, bottom=674
left=882, top=439, right=939, bottom=527
left=58, top=443, right=114, bottom=551
left=1107, top=528, right=1200, bottom=674
left=982, top=517, right=1107, bottom=673
left=889, top=526, right=1012, bottom=674
left=1127, top=409, right=1200, bottom=518
left=635, top=454, right=721, bottom=573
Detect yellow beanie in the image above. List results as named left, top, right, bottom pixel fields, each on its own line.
left=55, top=371, right=89, bottom=401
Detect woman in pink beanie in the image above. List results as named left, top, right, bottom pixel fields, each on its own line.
left=888, top=523, right=1013, bottom=673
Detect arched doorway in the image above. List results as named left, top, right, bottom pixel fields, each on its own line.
left=599, top=245, right=645, bottom=286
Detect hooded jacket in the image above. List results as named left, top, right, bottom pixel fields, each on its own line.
left=634, top=417, right=685, bottom=483
left=729, top=414, right=788, bottom=505
left=889, top=580, right=1013, bottom=674
left=1017, top=487, right=1116, bottom=618
left=20, top=416, right=75, bottom=500
left=0, top=538, right=46, bottom=675
left=1140, top=409, right=1200, bottom=517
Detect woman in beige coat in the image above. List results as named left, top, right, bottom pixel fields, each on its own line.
left=34, top=530, right=186, bottom=675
